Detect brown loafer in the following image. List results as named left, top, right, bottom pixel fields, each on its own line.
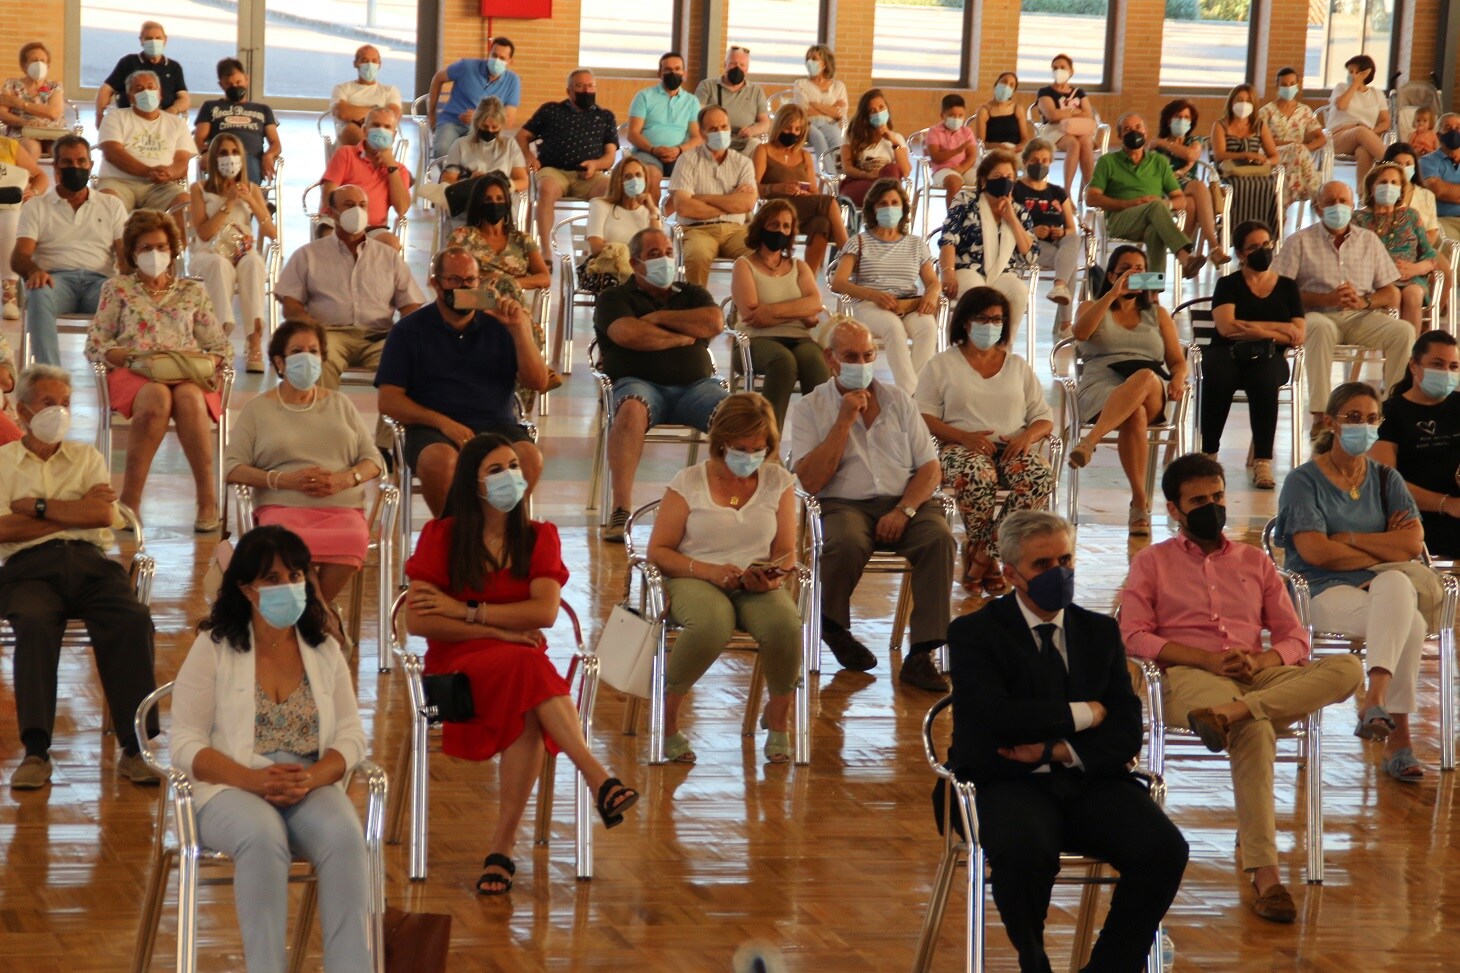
left=1251, top=881, right=1297, bottom=923
left=1187, top=707, right=1231, bottom=753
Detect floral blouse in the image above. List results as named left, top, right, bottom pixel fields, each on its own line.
left=937, top=189, right=1037, bottom=274
left=1, top=77, right=64, bottom=136
left=86, top=275, right=230, bottom=363
left=1353, top=207, right=1437, bottom=286
left=254, top=674, right=321, bottom=757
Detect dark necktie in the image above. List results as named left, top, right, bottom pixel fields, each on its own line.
left=1035, top=623, right=1068, bottom=697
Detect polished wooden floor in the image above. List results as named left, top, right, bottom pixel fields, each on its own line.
left=3, top=115, right=1457, bottom=972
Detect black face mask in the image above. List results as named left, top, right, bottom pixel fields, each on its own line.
left=761, top=229, right=792, bottom=252
left=1026, top=162, right=1048, bottom=181
left=777, top=130, right=800, bottom=147
left=225, top=85, right=248, bottom=103
left=662, top=72, right=683, bottom=91
left=1245, top=246, right=1273, bottom=272
left=984, top=176, right=1014, bottom=198
left=573, top=91, right=597, bottom=110
left=477, top=128, right=498, bottom=142
left=58, top=166, right=90, bottom=193
left=1182, top=501, right=1227, bottom=542
left=442, top=287, right=464, bottom=312
left=478, top=201, right=510, bottom=224
left=1122, top=130, right=1146, bottom=151
left=725, top=67, right=745, bottom=85
left=1442, top=129, right=1460, bottom=151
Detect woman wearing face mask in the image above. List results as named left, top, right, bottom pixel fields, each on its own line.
left=406, top=433, right=638, bottom=891
left=1205, top=221, right=1305, bottom=489
left=839, top=89, right=910, bottom=208
left=172, top=525, right=373, bottom=972
left=645, top=393, right=803, bottom=764
left=1067, top=245, right=1188, bottom=535
left=1034, top=54, right=1096, bottom=192
left=581, top=157, right=661, bottom=293
left=1354, top=162, right=1436, bottom=333
left=447, top=172, right=550, bottom=299
left=1151, top=99, right=1224, bottom=266
left=1276, top=382, right=1429, bottom=782
left=1383, top=143, right=1442, bottom=246
left=937, top=150, right=1035, bottom=342
left=753, top=104, right=847, bottom=270
left=830, top=179, right=939, bottom=389
left=792, top=44, right=847, bottom=159
left=731, top=201, right=830, bottom=429
left=0, top=42, right=65, bottom=159
left=915, top=288, right=1054, bottom=594
left=1015, top=139, right=1081, bottom=334
left=974, top=72, right=1030, bottom=153
left=439, top=96, right=528, bottom=193
left=1327, top=54, right=1390, bottom=186
left=86, top=208, right=230, bottom=531
left=1257, top=67, right=1325, bottom=204
left=224, top=320, right=383, bottom=645
left=188, top=133, right=276, bottom=373
left=1212, top=83, right=1281, bottom=232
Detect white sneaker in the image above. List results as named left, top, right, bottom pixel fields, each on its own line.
left=1047, top=282, right=1072, bottom=306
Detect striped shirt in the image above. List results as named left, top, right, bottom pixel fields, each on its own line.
left=843, top=231, right=932, bottom=297
left=1270, top=222, right=1399, bottom=311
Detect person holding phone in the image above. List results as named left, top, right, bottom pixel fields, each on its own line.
left=1066, top=245, right=1188, bottom=536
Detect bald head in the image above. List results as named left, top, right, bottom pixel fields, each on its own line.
left=1318, top=181, right=1352, bottom=208
left=827, top=318, right=872, bottom=354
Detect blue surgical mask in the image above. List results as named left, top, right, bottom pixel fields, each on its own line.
left=1403, top=164, right=1416, bottom=182
left=1374, top=182, right=1402, bottom=206
left=623, top=175, right=646, bottom=198
left=1321, top=203, right=1352, bottom=230
left=141, top=38, right=165, bottom=58
left=133, top=89, right=160, bottom=113
left=705, top=129, right=732, bottom=152
left=1419, top=367, right=1460, bottom=399
left=1169, top=118, right=1192, bottom=137
left=968, top=323, right=1002, bottom=350
left=837, top=360, right=874, bottom=390
left=806, top=59, right=822, bottom=77
left=724, top=448, right=767, bottom=477
left=358, top=62, right=379, bottom=83
left=366, top=127, right=393, bottom=151
left=874, top=205, right=903, bottom=229
left=481, top=469, right=528, bottom=511
left=641, top=255, right=676, bottom=288
left=487, top=56, right=508, bottom=77
left=943, top=115, right=965, bottom=131
left=1277, top=84, right=1299, bottom=101
left=869, top=109, right=890, bottom=128
left=993, top=83, right=1014, bottom=103
left=1020, top=565, right=1075, bottom=613
left=283, top=352, right=321, bottom=391
left=255, top=581, right=307, bottom=629
left=1337, top=422, right=1380, bottom=456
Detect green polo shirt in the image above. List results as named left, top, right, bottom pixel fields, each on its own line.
left=593, top=278, right=717, bottom=386
left=1088, top=149, right=1181, bottom=201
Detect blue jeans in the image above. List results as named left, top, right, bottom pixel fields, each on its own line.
left=807, top=117, right=844, bottom=160
left=433, top=121, right=468, bottom=158
left=24, top=269, right=107, bottom=366
left=611, top=375, right=726, bottom=431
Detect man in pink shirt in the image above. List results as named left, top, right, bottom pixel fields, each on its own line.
left=1119, top=453, right=1361, bottom=925
left=319, top=105, right=412, bottom=249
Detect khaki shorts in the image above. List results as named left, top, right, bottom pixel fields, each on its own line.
left=537, top=167, right=608, bottom=199
left=97, top=177, right=187, bottom=213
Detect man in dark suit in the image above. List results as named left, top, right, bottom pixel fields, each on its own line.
left=947, top=510, right=1187, bottom=973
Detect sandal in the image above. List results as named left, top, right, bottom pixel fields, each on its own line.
left=476, top=853, right=515, bottom=895
left=1354, top=704, right=1396, bottom=742
left=1128, top=504, right=1151, bottom=537
left=1250, top=459, right=1275, bottom=490
left=664, top=730, right=697, bottom=764
left=961, top=544, right=988, bottom=595
left=1382, top=746, right=1424, bottom=783
left=245, top=332, right=264, bottom=374
left=595, top=777, right=639, bottom=828
left=760, top=715, right=791, bottom=764
left=980, top=564, right=1011, bottom=596
left=1068, top=436, right=1098, bottom=469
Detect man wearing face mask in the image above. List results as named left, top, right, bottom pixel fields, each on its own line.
left=275, top=184, right=424, bottom=389
left=0, top=365, right=159, bottom=790
left=11, top=135, right=127, bottom=367
left=517, top=69, right=621, bottom=248
left=1087, top=112, right=1207, bottom=280
left=670, top=105, right=757, bottom=286
left=329, top=45, right=403, bottom=148
left=628, top=52, right=704, bottom=201
left=1121, top=454, right=1361, bottom=923
left=96, top=70, right=195, bottom=217
left=318, top=105, right=412, bottom=248
left=1271, top=180, right=1409, bottom=432
left=96, top=21, right=189, bottom=127
left=943, top=508, right=1187, bottom=970
left=428, top=37, right=521, bottom=157
left=377, top=247, right=549, bottom=517
left=1418, top=112, right=1460, bottom=241
left=788, top=319, right=955, bottom=691
left=593, top=227, right=725, bottom=542
left=695, top=45, right=770, bottom=156
left=193, top=57, right=281, bottom=184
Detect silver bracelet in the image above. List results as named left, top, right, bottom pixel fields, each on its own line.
left=266, top=469, right=280, bottom=490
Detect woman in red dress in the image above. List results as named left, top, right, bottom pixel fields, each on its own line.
left=404, top=433, right=638, bottom=895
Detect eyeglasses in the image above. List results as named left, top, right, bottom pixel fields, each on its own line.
left=1337, top=411, right=1381, bottom=424
left=1242, top=242, right=1273, bottom=253
left=970, top=315, right=1005, bottom=325
left=440, top=275, right=481, bottom=288
left=837, top=352, right=877, bottom=363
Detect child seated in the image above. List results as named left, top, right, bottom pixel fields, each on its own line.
left=925, top=93, right=978, bottom=196
left=1410, top=107, right=1439, bottom=155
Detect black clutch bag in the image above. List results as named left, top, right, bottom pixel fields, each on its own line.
left=421, top=672, right=475, bottom=723
left=1107, top=358, right=1171, bottom=381
left=1231, top=338, right=1277, bottom=362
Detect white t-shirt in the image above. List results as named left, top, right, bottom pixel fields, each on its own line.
left=914, top=347, right=1052, bottom=439
left=442, top=133, right=525, bottom=179
left=1409, top=185, right=1440, bottom=234
left=330, top=80, right=404, bottom=134
left=16, top=189, right=127, bottom=275
left=792, top=78, right=848, bottom=123
left=666, top=461, right=796, bottom=569
left=586, top=197, right=653, bottom=245
left=96, top=109, right=195, bottom=178
left=1328, top=81, right=1387, bottom=130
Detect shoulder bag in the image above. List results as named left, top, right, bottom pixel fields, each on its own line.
left=126, top=349, right=220, bottom=392
left=596, top=604, right=661, bottom=698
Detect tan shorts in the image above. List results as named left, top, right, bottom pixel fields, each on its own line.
left=537, top=167, right=608, bottom=199
left=96, top=177, right=187, bottom=213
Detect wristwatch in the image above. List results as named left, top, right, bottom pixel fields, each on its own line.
left=34, top=498, right=47, bottom=520
left=466, top=599, right=479, bottom=622
left=900, top=504, right=918, bottom=519
left=351, top=468, right=363, bottom=486
left=386, top=165, right=400, bottom=174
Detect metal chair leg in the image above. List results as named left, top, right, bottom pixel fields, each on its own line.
left=1069, top=864, right=1103, bottom=972
left=890, top=574, right=913, bottom=651
left=910, top=840, right=961, bottom=973
left=1306, top=710, right=1324, bottom=884
left=132, top=849, right=173, bottom=972
left=742, top=656, right=765, bottom=737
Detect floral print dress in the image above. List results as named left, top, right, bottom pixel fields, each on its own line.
left=1257, top=102, right=1321, bottom=202
left=86, top=275, right=230, bottom=361
left=1353, top=207, right=1437, bottom=301
left=443, top=225, right=547, bottom=350
left=0, top=77, right=65, bottom=137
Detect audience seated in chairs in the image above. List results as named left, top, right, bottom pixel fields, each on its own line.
left=626, top=52, right=703, bottom=203
left=1373, top=329, right=1460, bottom=559
left=1066, top=246, right=1189, bottom=536
left=1258, top=66, right=1325, bottom=205
left=11, top=135, right=125, bottom=366
left=518, top=68, right=621, bottom=247
left=839, top=89, right=910, bottom=208
left=319, top=105, right=410, bottom=249
left=694, top=45, right=770, bottom=157
left=275, top=183, right=424, bottom=389
left=0, top=364, right=158, bottom=789
left=729, top=200, right=829, bottom=429
left=1, top=41, right=66, bottom=160
left=670, top=104, right=756, bottom=287
left=330, top=45, right=403, bottom=149
left=0, top=334, right=17, bottom=444
left=188, top=132, right=277, bottom=373
left=0, top=132, right=46, bottom=320
left=1014, top=139, right=1080, bottom=332
left=792, top=45, right=847, bottom=159
left=95, top=21, right=188, bottom=126
left=1211, top=83, right=1282, bottom=231
left=192, top=57, right=281, bottom=186
left=1205, top=219, right=1305, bottom=490
left=427, top=36, right=520, bottom=156
left=645, top=392, right=803, bottom=764
left=1271, top=180, right=1411, bottom=431
left=438, top=96, right=528, bottom=193
left=1354, top=162, right=1438, bottom=334
left=224, top=319, right=385, bottom=641
left=917, top=287, right=1054, bottom=595
left=595, top=227, right=727, bottom=542
left=172, top=525, right=372, bottom=969
left=85, top=208, right=230, bottom=531
left=1120, top=453, right=1362, bottom=924
left=1149, top=99, right=1225, bottom=266
left=788, top=318, right=955, bottom=692
left=1327, top=54, right=1390, bottom=187
left=96, top=69, right=194, bottom=216
left=937, top=149, right=1036, bottom=336
left=403, top=433, right=638, bottom=895
left=581, top=157, right=662, bottom=294
left=944, top=508, right=1188, bottom=971
left=1033, top=53, right=1098, bottom=193
left=377, top=246, right=548, bottom=516
left=752, top=103, right=848, bottom=270
left=1275, top=381, right=1430, bottom=782
left=446, top=171, right=551, bottom=301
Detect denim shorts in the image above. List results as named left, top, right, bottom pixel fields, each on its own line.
left=611, top=375, right=726, bottom=431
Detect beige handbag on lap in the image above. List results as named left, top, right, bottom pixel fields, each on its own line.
left=126, top=349, right=220, bottom=392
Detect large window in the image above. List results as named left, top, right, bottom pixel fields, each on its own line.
left=726, top=0, right=822, bottom=78
left=1017, top=0, right=1110, bottom=90
left=579, top=0, right=676, bottom=74
left=1159, top=0, right=1254, bottom=89
left=871, top=0, right=970, bottom=83
left=1306, top=0, right=1395, bottom=90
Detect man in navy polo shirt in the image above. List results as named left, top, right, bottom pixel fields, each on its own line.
left=193, top=57, right=281, bottom=184
left=95, top=21, right=189, bottom=126
left=375, top=246, right=549, bottom=515
left=427, top=37, right=522, bottom=157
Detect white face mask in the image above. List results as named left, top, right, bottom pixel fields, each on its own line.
left=337, top=205, right=369, bottom=236
left=1053, top=68, right=1072, bottom=84
left=134, top=249, right=171, bottom=278
left=1231, top=101, right=1254, bottom=119
left=27, top=405, right=70, bottom=444
left=216, top=155, right=243, bottom=178
left=25, top=61, right=46, bottom=82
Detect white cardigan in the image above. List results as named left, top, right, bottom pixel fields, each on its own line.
left=171, top=628, right=367, bottom=812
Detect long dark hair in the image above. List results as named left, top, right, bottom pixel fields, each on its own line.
left=1382, top=141, right=1423, bottom=185
left=197, top=526, right=328, bottom=651
left=466, top=171, right=518, bottom=234
left=444, top=433, right=535, bottom=590
left=948, top=286, right=1012, bottom=347
left=1098, top=244, right=1153, bottom=310
left=1390, top=329, right=1458, bottom=398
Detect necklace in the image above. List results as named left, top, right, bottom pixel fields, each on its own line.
left=278, top=387, right=319, bottom=413
left=1325, top=453, right=1365, bottom=500
left=137, top=273, right=174, bottom=298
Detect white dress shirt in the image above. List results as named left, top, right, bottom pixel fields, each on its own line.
left=788, top=378, right=939, bottom=500
left=1014, top=593, right=1093, bottom=770
left=274, top=235, right=424, bottom=332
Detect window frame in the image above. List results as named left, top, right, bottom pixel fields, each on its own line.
left=575, top=0, right=688, bottom=80
left=1015, top=0, right=1119, bottom=94
left=1155, top=0, right=1261, bottom=94
left=868, top=0, right=979, bottom=89
left=724, top=0, right=830, bottom=81
left=1302, top=0, right=1406, bottom=96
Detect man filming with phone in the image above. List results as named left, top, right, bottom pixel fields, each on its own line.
left=376, top=246, right=550, bottom=515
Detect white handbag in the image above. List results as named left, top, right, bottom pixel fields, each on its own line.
left=595, top=605, right=661, bottom=698
left=0, top=162, right=28, bottom=210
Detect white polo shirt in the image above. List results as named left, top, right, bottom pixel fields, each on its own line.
left=16, top=189, right=127, bottom=276
left=0, top=439, right=118, bottom=560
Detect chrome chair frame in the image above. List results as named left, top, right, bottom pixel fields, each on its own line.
left=549, top=213, right=593, bottom=378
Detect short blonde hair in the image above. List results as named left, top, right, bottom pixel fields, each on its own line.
left=121, top=209, right=183, bottom=272
left=707, top=392, right=780, bottom=461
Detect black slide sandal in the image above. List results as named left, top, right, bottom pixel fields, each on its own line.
left=596, top=777, right=639, bottom=829
left=476, top=853, right=515, bottom=895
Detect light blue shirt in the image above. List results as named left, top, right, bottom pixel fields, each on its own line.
left=629, top=84, right=700, bottom=149
left=442, top=59, right=521, bottom=120
left=1418, top=149, right=1460, bottom=218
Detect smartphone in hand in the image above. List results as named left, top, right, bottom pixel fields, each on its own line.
left=453, top=286, right=499, bottom=311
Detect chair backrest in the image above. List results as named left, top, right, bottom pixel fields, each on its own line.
left=1176, top=297, right=1216, bottom=347
left=921, top=694, right=956, bottom=781
left=552, top=212, right=592, bottom=269
left=134, top=681, right=174, bottom=781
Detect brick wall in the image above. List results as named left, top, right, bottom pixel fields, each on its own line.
left=0, top=0, right=65, bottom=76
